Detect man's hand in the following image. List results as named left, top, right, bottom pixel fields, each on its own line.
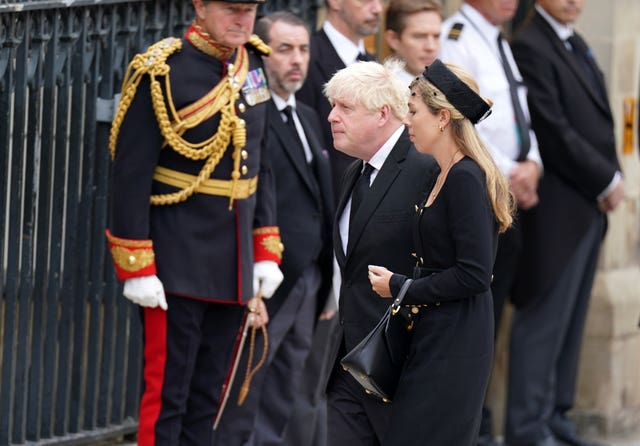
left=246, top=296, right=269, bottom=328
left=123, top=275, right=168, bottom=310
left=510, top=160, right=541, bottom=210
left=253, top=260, right=284, bottom=298
left=598, top=179, right=625, bottom=213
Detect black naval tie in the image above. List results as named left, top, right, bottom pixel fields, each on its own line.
left=567, top=34, right=606, bottom=102
left=350, top=162, right=375, bottom=225
left=357, top=52, right=372, bottom=62
left=282, top=105, right=309, bottom=165
left=282, top=105, right=302, bottom=147
left=497, top=33, right=531, bottom=161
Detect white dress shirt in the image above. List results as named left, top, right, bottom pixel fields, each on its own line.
left=338, top=125, right=404, bottom=255
left=323, top=20, right=368, bottom=67
left=271, top=92, right=314, bottom=162
left=440, top=3, right=542, bottom=177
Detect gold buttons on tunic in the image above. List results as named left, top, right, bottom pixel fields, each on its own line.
left=241, top=150, right=248, bottom=160
left=241, top=165, right=248, bottom=175
left=238, top=103, right=246, bottom=113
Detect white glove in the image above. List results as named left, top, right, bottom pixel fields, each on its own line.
left=123, top=275, right=168, bottom=310
left=253, top=260, right=284, bottom=298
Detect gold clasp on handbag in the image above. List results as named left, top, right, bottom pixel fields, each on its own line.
left=391, top=298, right=401, bottom=315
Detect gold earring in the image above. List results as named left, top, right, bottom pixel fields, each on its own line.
left=439, top=125, right=444, bottom=132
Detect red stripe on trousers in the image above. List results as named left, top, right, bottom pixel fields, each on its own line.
left=138, top=307, right=168, bottom=446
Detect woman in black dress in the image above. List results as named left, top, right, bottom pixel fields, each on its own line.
left=368, top=60, right=514, bottom=446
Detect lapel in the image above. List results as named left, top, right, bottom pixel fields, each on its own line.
left=535, top=13, right=610, bottom=116
left=314, top=29, right=346, bottom=82
left=268, top=101, right=318, bottom=195
left=344, top=131, right=411, bottom=262
left=297, top=105, right=334, bottom=212
left=334, top=161, right=361, bottom=269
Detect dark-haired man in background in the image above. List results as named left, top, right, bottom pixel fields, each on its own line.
left=508, top=1, right=623, bottom=445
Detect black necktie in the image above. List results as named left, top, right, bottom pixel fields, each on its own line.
left=349, top=162, right=374, bottom=226
left=356, top=52, right=372, bottom=62
left=497, top=33, right=531, bottom=161
left=567, top=34, right=606, bottom=102
left=282, top=105, right=309, bottom=164
left=282, top=105, right=319, bottom=193
left=282, top=106, right=301, bottom=143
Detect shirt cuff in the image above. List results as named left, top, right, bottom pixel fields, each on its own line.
left=597, top=171, right=622, bottom=201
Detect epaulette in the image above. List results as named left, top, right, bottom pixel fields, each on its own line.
left=126, top=37, right=182, bottom=81
left=109, top=37, right=182, bottom=160
left=247, top=34, right=272, bottom=56
left=448, top=23, right=464, bottom=41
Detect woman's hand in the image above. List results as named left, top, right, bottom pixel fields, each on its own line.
left=368, top=265, right=393, bottom=298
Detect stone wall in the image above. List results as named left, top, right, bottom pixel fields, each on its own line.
left=487, top=0, right=640, bottom=439
left=571, top=0, right=640, bottom=437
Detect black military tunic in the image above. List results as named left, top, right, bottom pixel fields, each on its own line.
left=108, top=33, right=281, bottom=303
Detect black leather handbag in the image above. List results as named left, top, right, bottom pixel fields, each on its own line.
left=340, top=279, right=414, bottom=402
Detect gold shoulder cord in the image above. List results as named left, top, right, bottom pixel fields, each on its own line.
left=109, top=37, right=253, bottom=207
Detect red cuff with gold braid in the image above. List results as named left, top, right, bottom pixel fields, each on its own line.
left=105, top=229, right=157, bottom=280
left=253, top=226, right=284, bottom=264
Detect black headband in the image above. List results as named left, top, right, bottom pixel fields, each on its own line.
left=421, top=59, right=491, bottom=124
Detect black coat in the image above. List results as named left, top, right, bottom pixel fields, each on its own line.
left=265, top=99, right=335, bottom=315
left=511, top=12, right=620, bottom=305
left=331, top=130, right=436, bottom=357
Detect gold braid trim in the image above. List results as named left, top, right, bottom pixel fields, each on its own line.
left=110, top=246, right=156, bottom=273
left=109, top=37, right=183, bottom=160
left=150, top=51, right=249, bottom=207
left=247, top=34, right=272, bottom=56
left=109, top=37, right=252, bottom=207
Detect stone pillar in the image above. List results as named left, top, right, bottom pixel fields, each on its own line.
left=488, top=0, right=640, bottom=440
left=571, top=0, right=640, bottom=437
left=486, top=1, right=640, bottom=441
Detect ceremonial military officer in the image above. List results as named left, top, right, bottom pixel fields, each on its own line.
left=105, top=1, right=284, bottom=445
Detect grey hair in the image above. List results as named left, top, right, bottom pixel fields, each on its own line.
left=323, top=59, right=409, bottom=121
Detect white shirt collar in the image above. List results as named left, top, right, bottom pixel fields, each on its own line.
left=396, top=68, right=418, bottom=86
left=323, top=20, right=367, bottom=66
left=366, top=125, right=405, bottom=172
left=535, top=4, right=574, bottom=41
left=270, top=91, right=296, bottom=112
left=461, top=2, right=501, bottom=42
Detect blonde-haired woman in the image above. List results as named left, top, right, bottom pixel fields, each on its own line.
left=368, top=59, right=513, bottom=445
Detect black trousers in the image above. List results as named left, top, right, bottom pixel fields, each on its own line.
left=281, top=315, right=340, bottom=446
left=505, top=217, right=604, bottom=445
left=327, top=350, right=392, bottom=446
left=138, top=295, right=244, bottom=446
left=212, top=265, right=321, bottom=446
left=479, top=214, right=523, bottom=437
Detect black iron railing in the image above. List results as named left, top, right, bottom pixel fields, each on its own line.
left=0, top=1, right=319, bottom=444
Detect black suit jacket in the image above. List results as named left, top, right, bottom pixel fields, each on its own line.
left=331, top=130, right=436, bottom=359
left=266, top=100, right=335, bottom=315
left=296, top=28, right=376, bottom=197
left=510, top=12, right=620, bottom=304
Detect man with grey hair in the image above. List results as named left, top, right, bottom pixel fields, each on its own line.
left=324, top=60, right=437, bottom=444
left=297, top=0, right=384, bottom=197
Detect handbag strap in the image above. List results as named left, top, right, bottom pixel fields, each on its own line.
left=391, top=279, right=413, bottom=315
